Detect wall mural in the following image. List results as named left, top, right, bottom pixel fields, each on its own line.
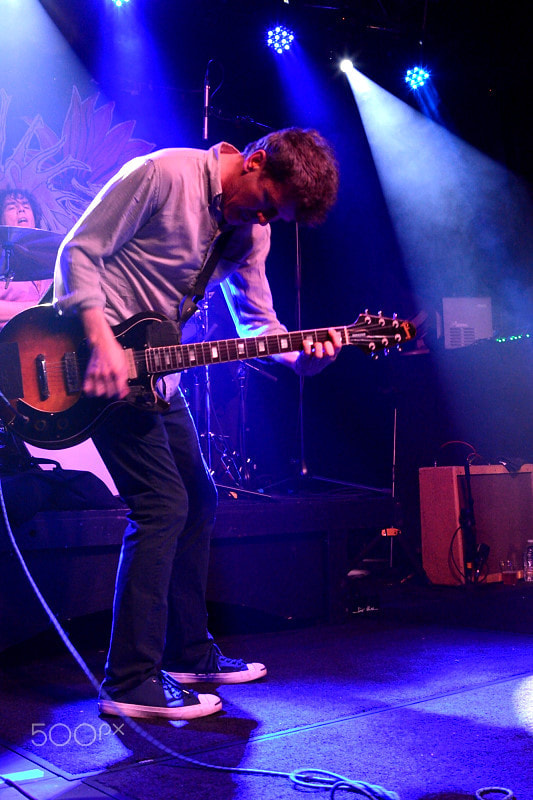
left=0, top=86, right=154, bottom=233
left=0, top=85, right=155, bottom=487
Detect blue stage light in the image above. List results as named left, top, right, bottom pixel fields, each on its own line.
left=340, top=59, right=354, bottom=74
left=266, top=25, right=295, bottom=54
left=405, top=66, right=430, bottom=90
left=111, top=0, right=130, bottom=7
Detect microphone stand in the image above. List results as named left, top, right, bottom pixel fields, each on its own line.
left=294, top=223, right=307, bottom=479
left=460, top=458, right=478, bottom=583
left=196, top=68, right=274, bottom=486
left=263, top=224, right=383, bottom=497
left=203, top=66, right=210, bottom=142
left=202, top=57, right=272, bottom=144
left=1, top=241, right=15, bottom=288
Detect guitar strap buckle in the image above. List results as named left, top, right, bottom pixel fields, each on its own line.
left=178, top=295, right=200, bottom=329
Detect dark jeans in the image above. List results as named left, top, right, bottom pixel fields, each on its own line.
left=92, top=387, right=217, bottom=697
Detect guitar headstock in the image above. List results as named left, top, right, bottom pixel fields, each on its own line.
left=346, top=311, right=416, bottom=356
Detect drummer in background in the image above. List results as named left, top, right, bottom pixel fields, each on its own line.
left=0, top=188, right=52, bottom=329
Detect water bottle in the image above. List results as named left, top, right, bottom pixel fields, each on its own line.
left=524, top=540, right=533, bottom=583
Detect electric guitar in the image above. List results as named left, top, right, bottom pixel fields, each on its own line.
left=0, top=304, right=416, bottom=449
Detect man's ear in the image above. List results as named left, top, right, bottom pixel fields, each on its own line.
left=244, top=149, right=267, bottom=172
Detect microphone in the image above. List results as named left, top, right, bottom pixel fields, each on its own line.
left=203, top=70, right=210, bottom=141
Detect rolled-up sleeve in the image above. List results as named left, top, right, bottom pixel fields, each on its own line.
left=220, top=225, right=288, bottom=338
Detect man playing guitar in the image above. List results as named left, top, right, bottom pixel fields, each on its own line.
left=52, top=128, right=341, bottom=721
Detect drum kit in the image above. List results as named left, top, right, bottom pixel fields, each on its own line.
left=0, top=225, right=62, bottom=286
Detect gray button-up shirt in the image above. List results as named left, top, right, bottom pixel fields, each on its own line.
left=54, top=142, right=287, bottom=340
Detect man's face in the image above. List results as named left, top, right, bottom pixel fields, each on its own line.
left=221, top=150, right=296, bottom=227
left=1, top=194, right=36, bottom=228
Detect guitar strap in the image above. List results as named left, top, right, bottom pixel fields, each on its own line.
left=178, top=227, right=235, bottom=330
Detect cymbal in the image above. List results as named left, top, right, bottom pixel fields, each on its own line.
left=0, top=225, right=63, bottom=281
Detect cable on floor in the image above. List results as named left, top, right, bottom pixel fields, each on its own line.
left=289, top=769, right=400, bottom=798
left=0, top=477, right=400, bottom=800
left=475, top=789, right=515, bottom=800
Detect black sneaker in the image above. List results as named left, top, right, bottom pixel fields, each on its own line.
left=98, top=671, right=222, bottom=719
left=166, top=643, right=267, bottom=685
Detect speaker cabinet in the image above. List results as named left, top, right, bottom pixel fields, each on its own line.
left=419, top=465, right=533, bottom=584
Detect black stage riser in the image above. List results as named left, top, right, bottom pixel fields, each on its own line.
left=0, top=494, right=393, bottom=651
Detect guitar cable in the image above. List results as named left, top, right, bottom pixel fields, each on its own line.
left=0, top=475, right=400, bottom=799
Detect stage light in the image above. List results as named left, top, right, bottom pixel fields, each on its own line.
left=340, top=59, right=354, bottom=74
left=111, top=0, right=130, bottom=6
left=405, top=66, right=430, bottom=90
left=266, top=25, right=295, bottom=54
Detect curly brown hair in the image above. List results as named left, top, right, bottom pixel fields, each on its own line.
left=0, top=188, right=42, bottom=227
left=242, top=128, right=339, bottom=226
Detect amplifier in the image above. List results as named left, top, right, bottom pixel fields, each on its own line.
left=419, top=465, right=533, bottom=584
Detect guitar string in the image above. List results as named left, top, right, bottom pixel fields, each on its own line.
left=13, top=321, right=413, bottom=427
left=23, top=325, right=407, bottom=378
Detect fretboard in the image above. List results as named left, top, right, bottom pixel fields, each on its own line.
left=144, top=327, right=346, bottom=374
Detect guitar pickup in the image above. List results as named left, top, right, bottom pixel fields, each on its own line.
left=63, top=351, right=82, bottom=395
left=35, top=354, right=50, bottom=401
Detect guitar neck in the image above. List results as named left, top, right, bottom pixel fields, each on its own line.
left=145, top=327, right=345, bottom=374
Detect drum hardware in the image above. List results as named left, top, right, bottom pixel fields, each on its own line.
left=182, top=291, right=274, bottom=491
left=0, top=226, right=62, bottom=285
left=0, top=226, right=62, bottom=468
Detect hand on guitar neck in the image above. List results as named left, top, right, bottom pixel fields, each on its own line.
left=82, top=309, right=343, bottom=395
left=279, top=327, right=343, bottom=376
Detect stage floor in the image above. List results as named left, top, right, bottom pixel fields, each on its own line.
left=0, top=601, right=532, bottom=800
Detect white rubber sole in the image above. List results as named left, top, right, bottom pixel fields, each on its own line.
left=167, top=662, right=267, bottom=685
left=99, top=693, right=222, bottom=719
